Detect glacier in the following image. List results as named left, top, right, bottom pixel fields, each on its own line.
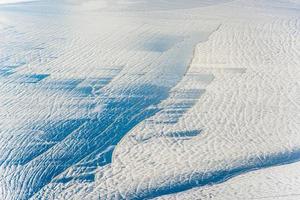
left=0, top=0, right=299, bottom=199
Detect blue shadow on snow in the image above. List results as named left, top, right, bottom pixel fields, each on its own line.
left=15, top=84, right=169, bottom=199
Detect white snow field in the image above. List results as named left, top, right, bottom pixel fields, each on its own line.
left=0, top=0, right=37, bottom=4
left=0, top=0, right=299, bottom=199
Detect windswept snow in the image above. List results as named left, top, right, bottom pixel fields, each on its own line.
left=0, top=0, right=37, bottom=5
left=0, top=0, right=299, bottom=200
left=156, top=161, right=300, bottom=200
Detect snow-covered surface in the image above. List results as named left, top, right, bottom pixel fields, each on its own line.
left=156, top=161, right=300, bottom=200
left=0, top=0, right=37, bottom=5
left=0, top=0, right=299, bottom=199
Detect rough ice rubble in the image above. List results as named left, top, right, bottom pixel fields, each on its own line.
left=0, top=0, right=300, bottom=199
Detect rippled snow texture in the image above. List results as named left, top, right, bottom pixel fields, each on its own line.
left=0, top=0, right=299, bottom=199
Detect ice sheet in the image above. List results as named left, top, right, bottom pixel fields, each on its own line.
left=0, top=0, right=299, bottom=199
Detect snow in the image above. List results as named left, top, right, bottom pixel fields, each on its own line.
left=156, top=161, right=300, bottom=200
left=0, top=0, right=299, bottom=199
left=0, top=0, right=37, bottom=5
